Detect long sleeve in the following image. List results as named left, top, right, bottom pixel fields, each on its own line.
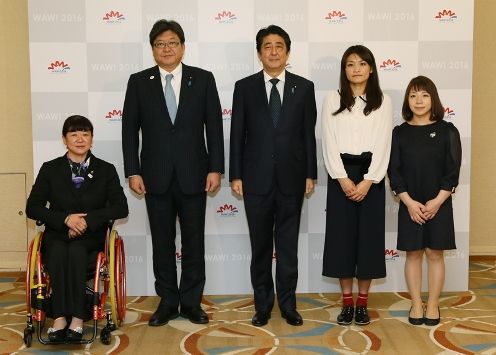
left=85, top=164, right=129, bottom=232
left=387, top=125, right=407, bottom=196
left=25, top=162, right=68, bottom=232
left=122, top=74, right=141, bottom=177
left=229, top=80, right=245, bottom=181
left=321, top=93, right=348, bottom=179
left=440, top=122, right=462, bottom=192
left=304, top=81, right=317, bottom=179
left=364, top=95, right=393, bottom=183
left=204, top=71, right=225, bottom=173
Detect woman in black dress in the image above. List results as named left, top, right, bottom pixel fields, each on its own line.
left=388, top=76, right=462, bottom=326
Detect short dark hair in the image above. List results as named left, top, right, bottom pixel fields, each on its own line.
left=62, top=115, right=93, bottom=136
left=402, top=76, right=445, bottom=121
left=256, top=25, right=291, bottom=53
left=149, top=19, right=185, bottom=47
left=334, top=45, right=383, bottom=116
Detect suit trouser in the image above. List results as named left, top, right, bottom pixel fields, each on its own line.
left=44, top=234, right=103, bottom=319
left=145, top=177, right=207, bottom=309
left=244, top=184, right=304, bottom=312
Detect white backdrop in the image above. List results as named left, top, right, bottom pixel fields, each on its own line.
left=28, top=0, right=473, bottom=295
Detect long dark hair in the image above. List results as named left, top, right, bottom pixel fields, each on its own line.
left=402, top=76, right=444, bottom=121
left=334, top=45, right=383, bottom=116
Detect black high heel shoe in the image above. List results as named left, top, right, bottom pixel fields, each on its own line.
left=408, top=306, right=425, bottom=325
left=424, top=307, right=440, bottom=326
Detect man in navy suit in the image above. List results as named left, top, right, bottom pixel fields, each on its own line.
left=229, top=25, right=317, bottom=327
left=122, top=20, right=224, bottom=326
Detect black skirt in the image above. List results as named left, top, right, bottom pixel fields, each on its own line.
left=397, top=197, right=456, bottom=251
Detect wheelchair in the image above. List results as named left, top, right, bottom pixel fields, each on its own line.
left=23, top=224, right=126, bottom=346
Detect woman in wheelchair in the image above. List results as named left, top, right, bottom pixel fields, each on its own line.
left=26, top=115, right=128, bottom=342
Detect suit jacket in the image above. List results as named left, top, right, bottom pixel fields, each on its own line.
left=229, top=70, right=317, bottom=195
left=122, top=64, right=224, bottom=195
left=26, top=154, right=129, bottom=240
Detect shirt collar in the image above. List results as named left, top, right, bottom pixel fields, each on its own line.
left=263, top=70, right=285, bottom=84
left=159, top=62, right=182, bottom=78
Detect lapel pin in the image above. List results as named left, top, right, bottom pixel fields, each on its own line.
left=149, top=75, right=154, bottom=79
left=188, top=76, right=193, bottom=87
left=88, top=171, right=94, bottom=179
left=292, top=85, right=296, bottom=94
left=430, top=132, right=436, bottom=138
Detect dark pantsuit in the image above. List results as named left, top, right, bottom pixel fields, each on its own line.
left=145, top=176, right=207, bottom=309
left=323, top=153, right=386, bottom=279
left=25, top=155, right=128, bottom=321
left=44, top=235, right=103, bottom=320
left=244, top=184, right=303, bottom=312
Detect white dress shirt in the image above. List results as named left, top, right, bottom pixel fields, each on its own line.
left=263, top=70, right=285, bottom=104
left=159, top=63, right=182, bottom=104
left=321, top=90, right=393, bottom=183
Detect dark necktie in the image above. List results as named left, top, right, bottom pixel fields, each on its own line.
left=269, top=78, right=281, bottom=127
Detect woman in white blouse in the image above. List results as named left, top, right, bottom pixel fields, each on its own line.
left=321, top=45, right=392, bottom=326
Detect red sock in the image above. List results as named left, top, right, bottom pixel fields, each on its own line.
left=356, top=293, right=368, bottom=307
left=342, top=293, right=354, bottom=307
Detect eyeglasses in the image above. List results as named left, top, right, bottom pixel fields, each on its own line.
left=153, top=41, right=181, bottom=49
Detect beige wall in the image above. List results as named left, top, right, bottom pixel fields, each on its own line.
left=0, top=0, right=34, bottom=269
left=0, top=0, right=494, bottom=262
left=0, top=0, right=32, bottom=176
left=470, top=0, right=496, bottom=254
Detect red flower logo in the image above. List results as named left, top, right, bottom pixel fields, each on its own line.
left=435, top=9, right=457, bottom=19
left=214, top=11, right=237, bottom=22
left=105, top=109, right=123, bottom=120
left=47, top=60, right=70, bottom=70
left=325, top=10, right=347, bottom=20
left=380, top=59, right=402, bottom=69
left=103, top=11, right=125, bottom=21
left=444, top=107, right=456, bottom=118
left=217, top=204, right=239, bottom=215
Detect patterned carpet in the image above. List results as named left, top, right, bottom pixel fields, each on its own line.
left=1, top=259, right=495, bottom=354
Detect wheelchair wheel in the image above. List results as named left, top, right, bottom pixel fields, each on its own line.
left=25, top=232, right=42, bottom=314
left=23, top=327, right=33, bottom=347
left=100, top=326, right=112, bottom=345
left=109, top=230, right=126, bottom=327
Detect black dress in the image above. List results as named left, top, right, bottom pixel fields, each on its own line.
left=388, top=120, right=462, bottom=251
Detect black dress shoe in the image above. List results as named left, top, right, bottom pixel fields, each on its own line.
left=252, top=311, right=271, bottom=327
left=281, top=310, right=303, bottom=326
left=180, top=307, right=209, bottom=324
left=148, top=304, right=179, bottom=327
left=408, top=306, right=425, bottom=326
left=337, top=306, right=354, bottom=325
left=424, top=307, right=440, bottom=326
left=354, top=306, right=370, bottom=325
left=66, top=328, right=83, bottom=342
left=47, top=328, right=66, bottom=342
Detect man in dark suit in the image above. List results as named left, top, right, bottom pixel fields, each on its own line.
left=122, top=20, right=224, bottom=326
left=229, top=25, right=317, bottom=327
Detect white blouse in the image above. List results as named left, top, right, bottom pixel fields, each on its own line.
left=321, top=90, right=392, bottom=183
